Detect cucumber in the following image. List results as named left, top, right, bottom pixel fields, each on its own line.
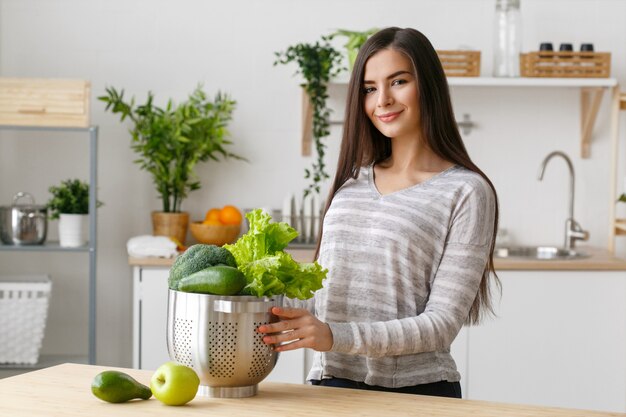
left=178, top=265, right=247, bottom=295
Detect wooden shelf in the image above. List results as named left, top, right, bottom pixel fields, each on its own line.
left=447, top=77, right=617, bottom=88
left=0, top=78, right=90, bottom=128
left=330, top=75, right=618, bottom=88
left=320, top=76, right=617, bottom=159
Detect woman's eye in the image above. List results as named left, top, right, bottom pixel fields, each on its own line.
left=362, top=86, right=376, bottom=95
left=392, top=79, right=407, bottom=86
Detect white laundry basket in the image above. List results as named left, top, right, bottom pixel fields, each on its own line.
left=0, top=275, right=51, bottom=364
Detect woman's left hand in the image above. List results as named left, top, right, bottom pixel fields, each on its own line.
left=257, top=307, right=333, bottom=352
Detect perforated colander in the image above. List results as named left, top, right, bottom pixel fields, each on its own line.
left=166, top=290, right=282, bottom=398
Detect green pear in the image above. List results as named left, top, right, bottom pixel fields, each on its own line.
left=91, top=370, right=152, bottom=403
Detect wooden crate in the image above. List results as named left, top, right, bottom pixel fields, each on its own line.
left=0, top=78, right=90, bottom=127
left=437, top=50, right=481, bottom=77
left=520, top=51, right=611, bottom=78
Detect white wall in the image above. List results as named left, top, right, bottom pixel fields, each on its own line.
left=0, top=0, right=625, bottom=367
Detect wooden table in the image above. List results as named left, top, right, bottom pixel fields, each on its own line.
left=0, top=363, right=624, bottom=416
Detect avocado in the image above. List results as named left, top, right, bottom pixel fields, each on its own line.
left=178, top=265, right=247, bottom=295
left=168, top=244, right=237, bottom=290
left=91, top=370, right=152, bottom=403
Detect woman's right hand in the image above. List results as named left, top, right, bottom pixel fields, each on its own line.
left=257, top=307, right=333, bottom=352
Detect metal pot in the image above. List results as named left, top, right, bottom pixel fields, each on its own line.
left=0, top=192, right=48, bottom=245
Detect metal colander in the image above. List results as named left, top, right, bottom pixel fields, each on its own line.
left=166, top=290, right=282, bottom=398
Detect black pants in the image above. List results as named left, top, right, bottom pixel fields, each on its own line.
left=310, top=377, right=462, bottom=399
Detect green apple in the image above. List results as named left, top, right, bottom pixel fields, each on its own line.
left=150, top=361, right=200, bottom=406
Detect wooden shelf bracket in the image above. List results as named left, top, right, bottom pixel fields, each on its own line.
left=301, top=89, right=313, bottom=156
left=608, top=86, right=623, bottom=253
left=615, top=219, right=626, bottom=236
left=580, top=87, right=604, bottom=158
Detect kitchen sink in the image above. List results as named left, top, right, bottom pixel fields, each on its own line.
left=494, top=246, right=589, bottom=260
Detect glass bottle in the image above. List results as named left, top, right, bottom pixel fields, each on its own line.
left=493, top=0, right=522, bottom=77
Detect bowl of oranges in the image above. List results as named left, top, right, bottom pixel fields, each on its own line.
left=190, top=205, right=243, bottom=246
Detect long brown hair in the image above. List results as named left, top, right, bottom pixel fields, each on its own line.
left=315, top=27, right=500, bottom=325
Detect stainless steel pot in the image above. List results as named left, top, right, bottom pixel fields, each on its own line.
left=0, top=192, right=48, bottom=245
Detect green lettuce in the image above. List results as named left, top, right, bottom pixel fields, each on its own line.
left=223, top=209, right=327, bottom=299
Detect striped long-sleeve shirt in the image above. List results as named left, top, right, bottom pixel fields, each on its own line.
left=303, top=163, right=495, bottom=388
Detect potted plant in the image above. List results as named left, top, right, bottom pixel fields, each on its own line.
left=274, top=36, right=344, bottom=198
left=47, top=178, right=102, bottom=247
left=331, top=28, right=379, bottom=69
left=99, top=85, right=243, bottom=244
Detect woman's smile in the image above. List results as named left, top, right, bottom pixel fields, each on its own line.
left=376, top=110, right=403, bottom=123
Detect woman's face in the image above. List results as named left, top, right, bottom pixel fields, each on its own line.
left=362, top=48, right=421, bottom=140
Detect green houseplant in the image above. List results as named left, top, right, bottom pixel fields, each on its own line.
left=47, top=178, right=102, bottom=247
left=274, top=36, right=344, bottom=198
left=331, top=28, right=378, bottom=69
left=99, top=85, right=243, bottom=244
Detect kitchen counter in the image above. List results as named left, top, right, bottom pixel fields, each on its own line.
left=127, top=247, right=319, bottom=266
left=494, top=246, right=626, bottom=270
left=129, top=245, right=626, bottom=271
left=1, top=363, right=623, bottom=417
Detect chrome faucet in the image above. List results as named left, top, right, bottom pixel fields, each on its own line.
left=537, top=151, right=589, bottom=249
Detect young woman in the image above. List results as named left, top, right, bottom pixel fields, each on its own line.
left=258, top=27, right=499, bottom=399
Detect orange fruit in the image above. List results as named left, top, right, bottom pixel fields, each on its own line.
left=218, top=205, right=243, bottom=225
left=202, top=219, right=222, bottom=226
left=204, top=208, right=221, bottom=222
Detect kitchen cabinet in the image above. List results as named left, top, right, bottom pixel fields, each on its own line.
left=132, top=267, right=169, bottom=371
left=466, top=270, right=626, bottom=413
left=0, top=118, right=98, bottom=369
left=131, top=264, right=307, bottom=383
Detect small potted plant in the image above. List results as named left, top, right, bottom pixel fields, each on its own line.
left=99, top=85, right=244, bottom=244
left=47, top=178, right=101, bottom=247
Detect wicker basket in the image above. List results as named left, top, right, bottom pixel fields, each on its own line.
left=437, top=50, right=481, bottom=77
left=520, top=51, right=611, bottom=78
left=0, top=275, right=51, bottom=364
left=189, top=221, right=241, bottom=246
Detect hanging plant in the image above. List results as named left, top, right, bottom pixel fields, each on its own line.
left=274, top=36, right=344, bottom=198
